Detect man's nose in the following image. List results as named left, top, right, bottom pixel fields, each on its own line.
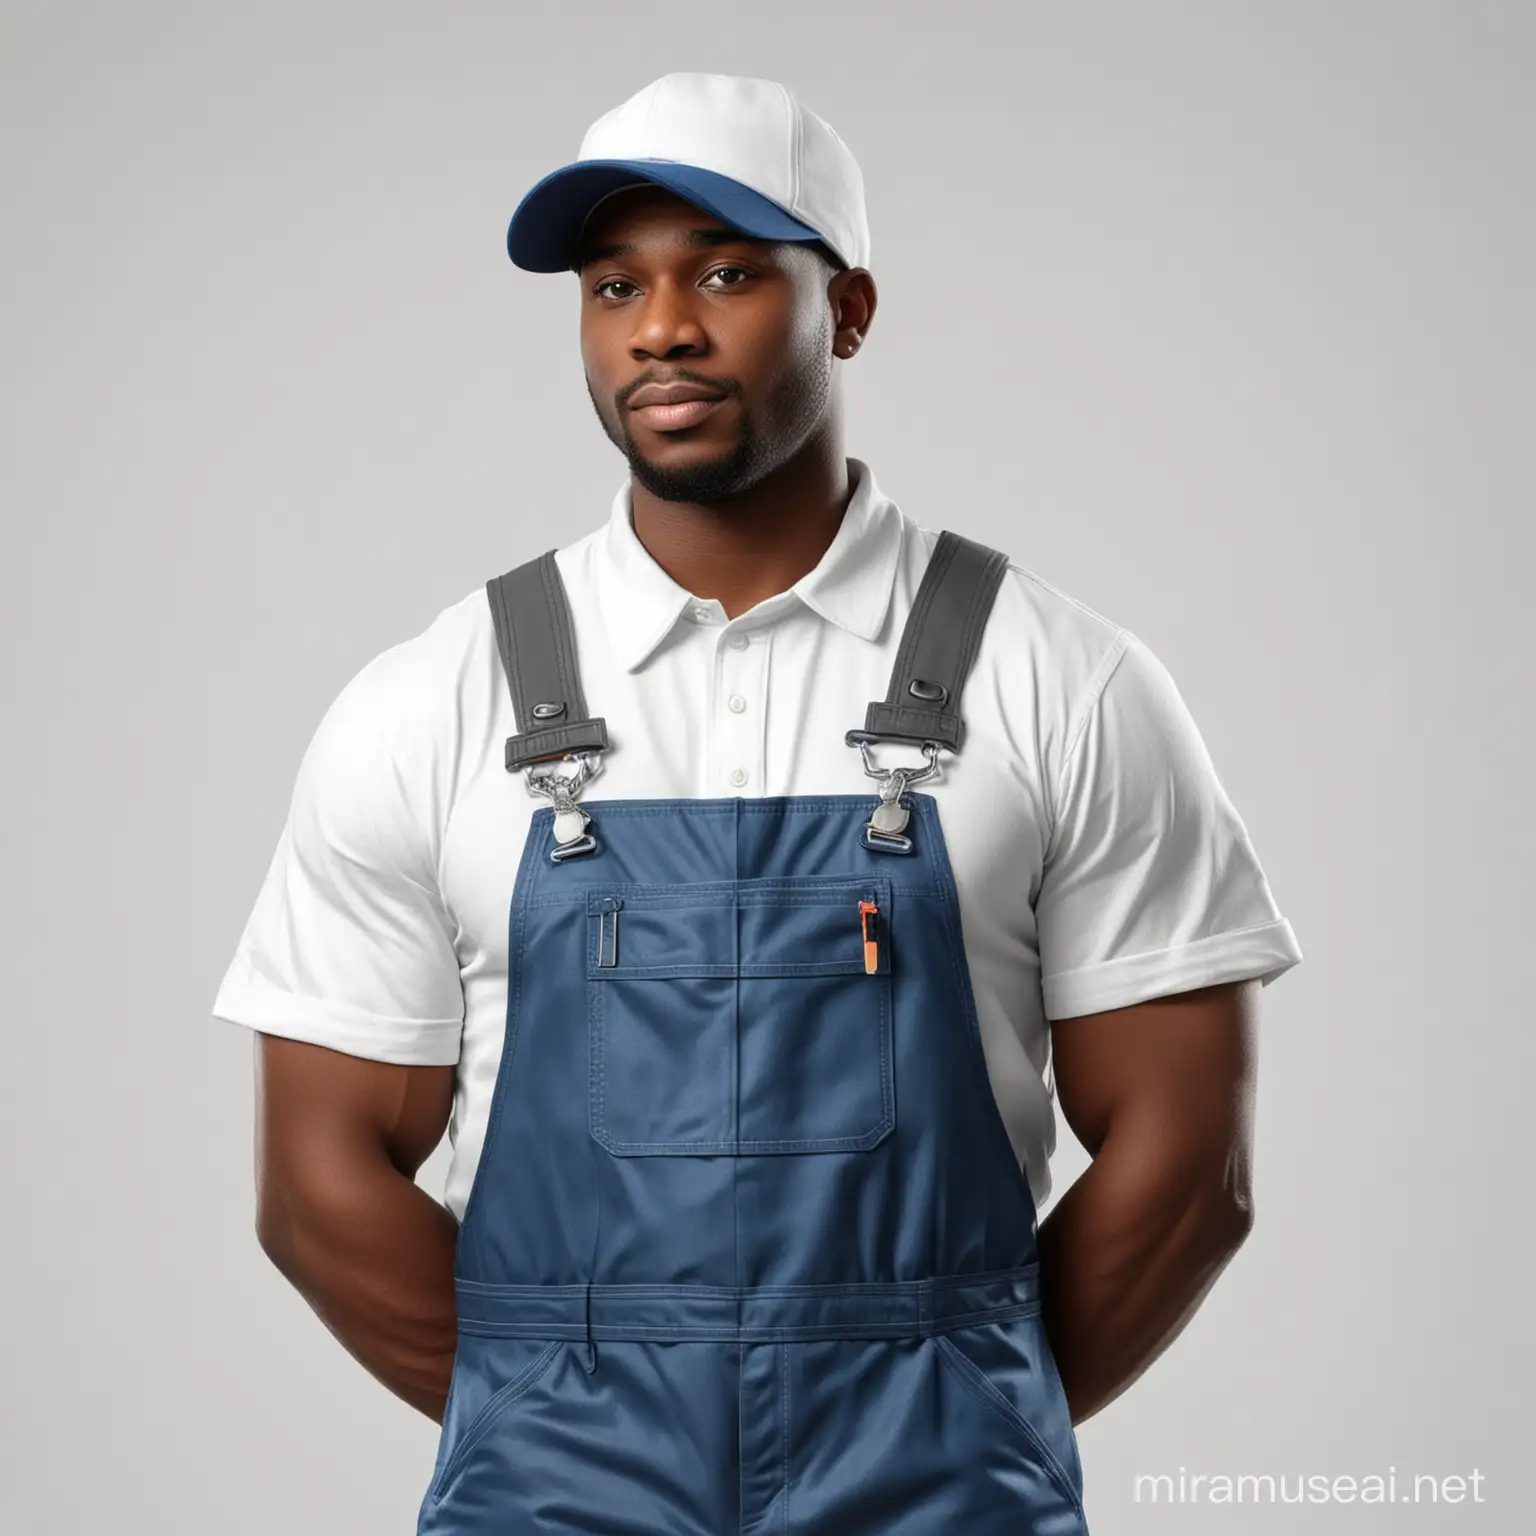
left=630, top=280, right=707, bottom=358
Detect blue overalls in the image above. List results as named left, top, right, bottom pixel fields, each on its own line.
left=417, top=532, right=1090, bottom=1534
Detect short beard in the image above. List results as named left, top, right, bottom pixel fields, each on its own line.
left=587, top=307, right=832, bottom=506
left=621, top=404, right=759, bottom=503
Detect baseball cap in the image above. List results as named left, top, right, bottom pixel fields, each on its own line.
left=505, top=72, right=870, bottom=275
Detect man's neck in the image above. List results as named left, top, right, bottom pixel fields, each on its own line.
left=628, top=438, right=851, bottom=621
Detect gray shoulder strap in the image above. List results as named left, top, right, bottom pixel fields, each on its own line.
left=848, top=529, right=1010, bottom=752
left=485, top=552, right=609, bottom=772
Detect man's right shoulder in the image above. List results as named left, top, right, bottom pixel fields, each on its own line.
left=324, top=523, right=610, bottom=748
left=310, top=583, right=498, bottom=764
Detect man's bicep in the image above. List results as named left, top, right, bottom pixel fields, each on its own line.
left=254, top=1035, right=456, bottom=1242
left=1049, top=980, right=1258, bottom=1162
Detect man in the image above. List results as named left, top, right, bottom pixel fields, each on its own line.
left=214, top=71, right=1302, bottom=1534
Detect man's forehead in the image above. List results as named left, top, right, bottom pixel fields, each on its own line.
left=574, top=211, right=772, bottom=270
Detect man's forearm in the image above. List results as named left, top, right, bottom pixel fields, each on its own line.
left=1036, top=1136, right=1253, bottom=1426
left=258, top=1151, right=461, bottom=1423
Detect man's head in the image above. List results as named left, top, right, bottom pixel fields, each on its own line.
left=571, top=183, right=875, bottom=503
left=502, top=73, right=875, bottom=503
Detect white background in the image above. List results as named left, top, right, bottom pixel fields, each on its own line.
left=2, top=2, right=1530, bottom=1530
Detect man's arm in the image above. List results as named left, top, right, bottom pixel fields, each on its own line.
left=253, top=1033, right=460, bottom=1423
left=1035, top=977, right=1258, bottom=1426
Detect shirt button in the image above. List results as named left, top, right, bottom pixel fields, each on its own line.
left=692, top=605, right=712, bottom=623
left=728, top=633, right=749, bottom=651
left=728, top=767, right=748, bottom=788
left=727, top=694, right=747, bottom=714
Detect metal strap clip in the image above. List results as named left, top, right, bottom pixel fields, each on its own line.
left=524, top=750, right=602, bottom=862
left=850, top=738, right=940, bottom=854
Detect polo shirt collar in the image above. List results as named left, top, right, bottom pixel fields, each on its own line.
left=597, top=456, right=904, bottom=673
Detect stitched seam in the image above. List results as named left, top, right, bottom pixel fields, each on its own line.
left=738, top=1336, right=747, bottom=1536
left=780, top=1340, right=790, bottom=1534
left=455, top=1263, right=1038, bottom=1298
left=589, top=954, right=607, bottom=1143
left=923, top=798, right=1042, bottom=1213
left=454, top=1304, right=1042, bottom=1343
left=496, top=575, right=531, bottom=736
left=934, top=1335, right=1083, bottom=1517
left=1040, top=916, right=1295, bottom=983
left=430, top=1339, right=562, bottom=1505
left=778, top=80, right=801, bottom=214
left=589, top=964, right=884, bottom=978
left=947, top=551, right=1008, bottom=744
left=886, top=532, right=955, bottom=705
left=593, top=1123, right=892, bottom=1155
left=523, top=888, right=948, bottom=908
left=948, top=549, right=992, bottom=710
left=452, top=807, right=547, bottom=1250
left=539, top=554, right=575, bottom=716
left=1043, top=627, right=1133, bottom=865
left=509, top=795, right=931, bottom=818
left=582, top=882, right=893, bottom=908
left=545, top=552, right=593, bottom=722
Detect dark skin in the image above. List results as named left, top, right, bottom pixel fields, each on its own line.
left=253, top=183, right=1260, bottom=1429
left=575, top=184, right=876, bottom=617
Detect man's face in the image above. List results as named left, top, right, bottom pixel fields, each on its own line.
left=574, top=185, right=838, bottom=503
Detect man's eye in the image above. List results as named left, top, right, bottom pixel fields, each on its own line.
left=593, top=268, right=750, bottom=300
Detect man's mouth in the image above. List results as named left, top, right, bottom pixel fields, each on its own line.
left=630, top=397, right=728, bottom=431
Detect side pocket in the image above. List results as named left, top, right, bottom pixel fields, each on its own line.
left=934, top=1323, right=1084, bottom=1517
left=427, top=1338, right=564, bottom=1507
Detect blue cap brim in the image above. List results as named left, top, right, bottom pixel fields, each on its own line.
left=506, top=159, right=828, bottom=272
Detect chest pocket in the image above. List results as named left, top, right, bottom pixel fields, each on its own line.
left=586, top=875, right=895, bottom=1157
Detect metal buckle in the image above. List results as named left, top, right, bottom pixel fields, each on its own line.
left=862, top=823, right=915, bottom=855
left=851, top=737, right=941, bottom=785
left=524, top=749, right=601, bottom=797
left=524, top=750, right=603, bottom=862
left=849, top=738, right=941, bottom=854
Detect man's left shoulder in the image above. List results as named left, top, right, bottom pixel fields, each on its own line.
left=908, top=520, right=1129, bottom=694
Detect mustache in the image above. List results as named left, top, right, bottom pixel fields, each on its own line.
left=618, top=371, right=737, bottom=410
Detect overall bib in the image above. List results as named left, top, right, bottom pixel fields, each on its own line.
left=417, top=532, right=1090, bottom=1534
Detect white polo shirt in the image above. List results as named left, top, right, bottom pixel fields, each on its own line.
left=212, top=456, right=1302, bottom=1217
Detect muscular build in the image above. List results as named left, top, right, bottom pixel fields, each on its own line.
left=255, top=976, right=1257, bottom=1427
left=252, top=180, right=1260, bottom=1437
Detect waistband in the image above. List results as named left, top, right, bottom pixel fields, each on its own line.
left=455, top=1262, right=1041, bottom=1343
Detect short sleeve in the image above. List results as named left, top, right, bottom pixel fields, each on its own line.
left=1036, top=631, right=1302, bottom=1020
left=211, top=652, right=465, bottom=1064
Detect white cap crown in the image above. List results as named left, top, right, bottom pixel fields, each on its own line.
left=579, top=73, right=870, bottom=271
